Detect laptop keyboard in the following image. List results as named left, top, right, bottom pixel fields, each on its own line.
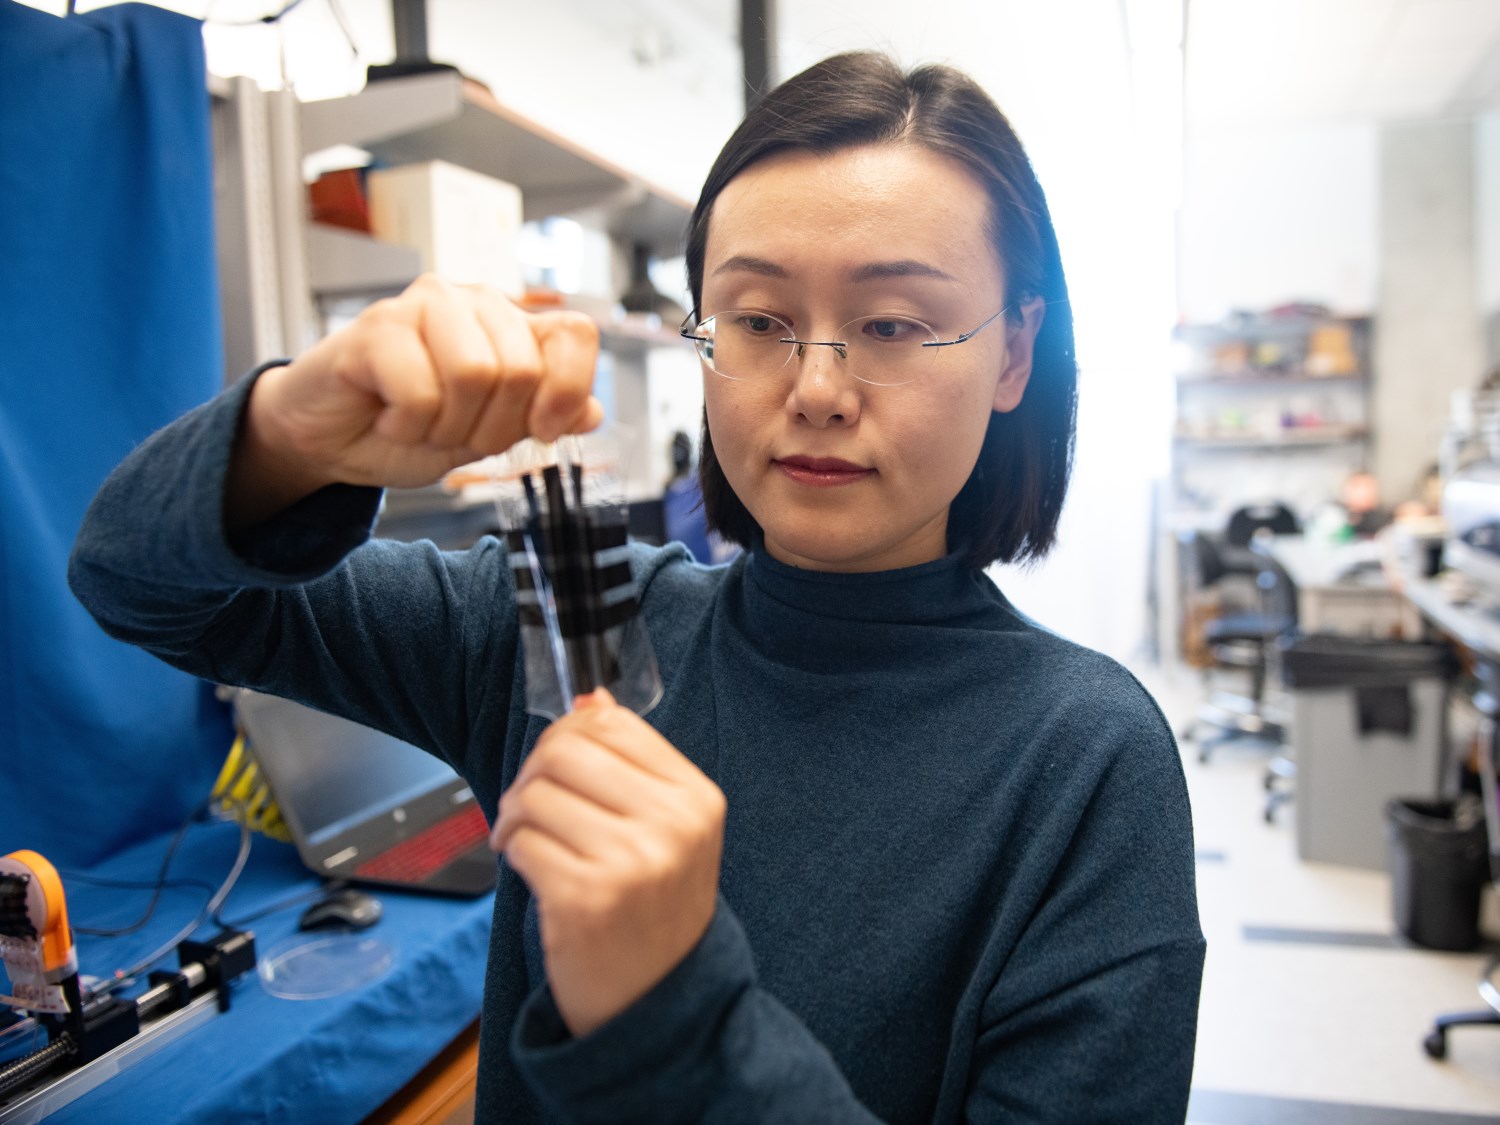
left=353, top=803, right=489, bottom=883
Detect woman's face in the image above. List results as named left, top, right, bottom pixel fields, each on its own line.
left=699, top=143, right=1043, bottom=573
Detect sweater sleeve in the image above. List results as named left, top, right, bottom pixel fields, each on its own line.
left=511, top=897, right=884, bottom=1124
left=67, top=367, right=521, bottom=778
left=964, top=691, right=1205, bottom=1124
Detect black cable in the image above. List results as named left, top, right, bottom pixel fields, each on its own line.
left=65, top=878, right=218, bottom=937
left=211, top=879, right=342, bottom=929
left=57, top=799, right=210, bottom=939
left=89, top=809, right=254, bottom=998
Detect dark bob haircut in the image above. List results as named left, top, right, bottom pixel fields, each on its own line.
left=687, top=51, right=1078, bottom=569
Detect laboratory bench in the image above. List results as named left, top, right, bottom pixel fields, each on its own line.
left=2, top=819, right=494, bottom=1124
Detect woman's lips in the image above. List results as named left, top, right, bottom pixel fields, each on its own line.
left=774, top=456, right=875, bottom=487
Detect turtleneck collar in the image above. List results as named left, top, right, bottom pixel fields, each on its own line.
left=739, top=536, right=1003, bottom=628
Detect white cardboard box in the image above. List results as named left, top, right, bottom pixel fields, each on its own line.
left=366, top=160, right=524, bottom=296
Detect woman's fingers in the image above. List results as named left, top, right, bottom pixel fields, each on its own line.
left=406, top=288, right=600, bottom=454
left=527, top=310, right=601, bottom=441
left=493, top=774, right=634, bottom=859
left=358, top=318, right=444, bottom=450
left=243, top=277, right=608, bottom=502
left=465, top=287, right=549, bottom=453
left=501, top=824, right=589, bottom=890
left=557, top=695, right=710, bottom=787
left=418, top=281, right=505, bottom=449
left=503, top=724, right=679, bottom=835
left=336, top=280, right=601, bottom=457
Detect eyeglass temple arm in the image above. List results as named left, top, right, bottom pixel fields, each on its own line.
left=923, top=304, right=1013, bottom=349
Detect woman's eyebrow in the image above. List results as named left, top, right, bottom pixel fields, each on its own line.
left=711, top=255, right=789, bottom=278
left=847, top=259, right=956, bottom=283
left=709, top=256, right=957, bottom=283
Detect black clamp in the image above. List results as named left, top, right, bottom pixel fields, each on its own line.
left=177, top=929, right=257, bottom=1013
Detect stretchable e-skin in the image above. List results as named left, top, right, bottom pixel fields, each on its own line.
left=488, top=437, right=661, bottom=719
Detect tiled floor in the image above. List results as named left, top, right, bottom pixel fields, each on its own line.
left=1127, top=660, right=1500, bottom=1124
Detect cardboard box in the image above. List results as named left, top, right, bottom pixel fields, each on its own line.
left=367, top=160, right=524, bottom=297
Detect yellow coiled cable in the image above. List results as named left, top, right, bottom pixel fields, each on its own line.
left=211, top=733, right=292, bottom=842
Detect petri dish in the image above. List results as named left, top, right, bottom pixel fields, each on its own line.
left=258, top=932, right=394, bottom=1001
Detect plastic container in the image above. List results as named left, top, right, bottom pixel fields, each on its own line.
left=1385, top=797, right=1491, bottom=951
left=258, top=932, right=394, bottom=1000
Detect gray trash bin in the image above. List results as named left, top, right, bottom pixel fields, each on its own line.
left=1280, top=636, right=1455, bottom=869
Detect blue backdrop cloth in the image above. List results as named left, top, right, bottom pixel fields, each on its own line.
left=0, top=2, right=232, bottom=867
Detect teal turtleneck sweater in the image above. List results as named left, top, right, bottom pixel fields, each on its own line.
left=69, top=372, right=1204, bottom=1124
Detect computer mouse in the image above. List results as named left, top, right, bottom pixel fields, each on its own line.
left=297, top=887, right=383, bottom=932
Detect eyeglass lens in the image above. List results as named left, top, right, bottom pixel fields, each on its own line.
left=692, top=310, right=941, bottom=387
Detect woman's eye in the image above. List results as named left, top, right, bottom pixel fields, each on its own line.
left=862, top=318, right=922, bottom=343
left=736, top=314, right=781, bottom=335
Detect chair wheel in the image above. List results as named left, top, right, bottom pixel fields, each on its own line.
left=1423, top=1030, right=1447, bottom=1060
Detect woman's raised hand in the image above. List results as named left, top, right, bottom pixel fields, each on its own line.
left=229, top=275, right=603, bottom=526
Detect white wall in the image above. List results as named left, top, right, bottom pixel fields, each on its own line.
left=1178, top=121, right=1380, bottom=323
left=1479, top=109, right=1500, bottom=325
left=1375, top=119, right=1483, bottom=500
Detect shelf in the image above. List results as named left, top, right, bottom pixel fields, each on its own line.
left=306, top=225, right=424, bottom=297
left=1175, top=371, right=1367, bottom=386
left=1173, top=313, right=1371, bottom=345
left=599, top=320, right=687, bottom=359
left=300, top=72, right=693, bottom=257
left=1174, top=426, right=1369, bottom=449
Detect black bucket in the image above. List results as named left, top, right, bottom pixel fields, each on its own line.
left=1385, top=798, right=1490, bottom=951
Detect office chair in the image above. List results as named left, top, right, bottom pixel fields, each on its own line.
left=1226, top=501, right=1300, bottom=548
left=1182, top=536, right=1300, bottom=764
left=1423, top=957, right=1500, bottom=1058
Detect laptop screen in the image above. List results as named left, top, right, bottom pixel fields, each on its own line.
left=232, top=691, right=463, bottom=846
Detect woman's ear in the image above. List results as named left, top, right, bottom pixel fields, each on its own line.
left=992, top=297, right=1046, bottom=414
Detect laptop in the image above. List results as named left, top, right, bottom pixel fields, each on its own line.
left=229, top=690, right=497, bottom=897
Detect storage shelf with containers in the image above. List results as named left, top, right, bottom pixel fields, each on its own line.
left=1169, top=308, right=1374, bottom=513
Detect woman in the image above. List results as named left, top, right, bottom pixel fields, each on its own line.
left=71, top=52, right=1203, bottom=1123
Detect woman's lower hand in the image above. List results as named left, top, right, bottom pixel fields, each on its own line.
left=491, top=690, right=727, bottom=1038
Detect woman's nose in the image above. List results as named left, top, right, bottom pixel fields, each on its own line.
left=788, top=341, right=861, bottom=427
